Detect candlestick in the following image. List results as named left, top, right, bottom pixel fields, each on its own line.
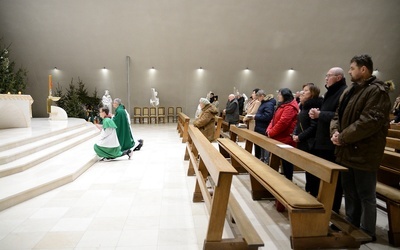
left=48, top=74, right=52, bottom=96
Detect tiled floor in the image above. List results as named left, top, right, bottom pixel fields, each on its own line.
left=0, top=120, right=397, bottom=249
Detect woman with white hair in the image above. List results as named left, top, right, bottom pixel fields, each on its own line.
left=193, top=98, right=219, bottom=141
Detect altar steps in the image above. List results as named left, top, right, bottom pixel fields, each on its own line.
left=0, top=119, right=100, bottom=211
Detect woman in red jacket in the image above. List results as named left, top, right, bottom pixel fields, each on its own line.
left=266, top=88, right=299, bottom=180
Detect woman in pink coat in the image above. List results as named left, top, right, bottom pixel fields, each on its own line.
left=266, top=88, right=298, bottom=180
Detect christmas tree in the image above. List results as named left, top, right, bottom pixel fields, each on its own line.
left=0, top=39, right=28, bottom=94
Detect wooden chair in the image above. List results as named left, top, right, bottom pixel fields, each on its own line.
left=142, top=107, right=150, bottom=124
left=149, top=107, right=157, bottom=124
left=132, top=107, right=142, bottom=124
left=167, top=107, right=175, bottom=123
left=175, top=107, right=182, bottom=122
left=157, top=107, right=166, bottom=123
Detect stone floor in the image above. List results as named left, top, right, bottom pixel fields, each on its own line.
left=0, top=119, right=396, bottom=249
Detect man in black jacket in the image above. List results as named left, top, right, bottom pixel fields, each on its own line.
left=309, top=67, right=347, bottom=213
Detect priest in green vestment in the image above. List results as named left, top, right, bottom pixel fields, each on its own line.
left=112, top=98, right=135, bottom=151
left=94, top=107, right=132, bottom=160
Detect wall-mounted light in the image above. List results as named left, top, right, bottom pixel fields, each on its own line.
left=199, top=67, right=203, bottom=70
left=54, top=67, right=58, bottom=70
left=289, top=68, right=294, bottom=71
left=103, top=67, right=106, bottom=69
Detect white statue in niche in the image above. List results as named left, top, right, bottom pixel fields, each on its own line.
left=102, top=90, right=112, bottom=113
left=150, top=88, right=159, bottom=107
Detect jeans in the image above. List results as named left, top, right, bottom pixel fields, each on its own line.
left=341, top=167, right=377, bottom=237
left=260, top=149, right=270, bottom=163
left=254, top=144, right=270, bottom=163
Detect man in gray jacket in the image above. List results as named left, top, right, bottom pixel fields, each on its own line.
left=330, top=54, right=391, bottom=242
left=223, top=94, right=239, bottom=125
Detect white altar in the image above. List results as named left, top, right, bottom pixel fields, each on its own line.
left=0, top=94, right=34, bottom=129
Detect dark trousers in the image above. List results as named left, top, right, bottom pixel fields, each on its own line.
left=282, top=160, right=293, bottom=181
left=310, top=149, right=343, bottom=213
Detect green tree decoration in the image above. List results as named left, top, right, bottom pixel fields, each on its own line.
left=0, top=39, right=28, bottom=94
left=54, top=78, right=101, bottom=121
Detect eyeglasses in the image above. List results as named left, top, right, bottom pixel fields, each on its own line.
left=325, top=74, right=337, bottom=78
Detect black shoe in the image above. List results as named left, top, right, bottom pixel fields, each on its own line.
left=133, top=139, right=144, bottom=151
left=127, top=149, right=132, bottom=159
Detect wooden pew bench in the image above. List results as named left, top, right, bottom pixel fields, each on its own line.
left=184, top=125, right=264, bottom=249
left=390, top=123, right=400, bottom=130
left=176, top=112, right=190, bottom=143
left=377, top=150, right=400, bottom=246
left=386, top=136, right=400, bottom=153
left=214, top=115, right=223, bottom=141
left=388, top=129, right=400, bottom=139
left=221, top=125, right=371, bottom=249
left=219, top=114, right=246, bottom=139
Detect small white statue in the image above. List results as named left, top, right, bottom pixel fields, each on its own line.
left=102, top=90, right=112, bottom=113
left=150, top=88, right=160, bottom=107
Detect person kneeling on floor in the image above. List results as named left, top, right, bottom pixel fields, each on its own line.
left=94, top=107, right=132, bottom=161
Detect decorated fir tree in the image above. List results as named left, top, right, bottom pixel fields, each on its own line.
left=0, top=39, right=28, bottom=94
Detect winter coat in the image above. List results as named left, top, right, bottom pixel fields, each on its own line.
left=193, top=104, right=219, bottom=141
left=243, top=99, right=261, bottom=122
left=330, top=76, right=391, bottom=171
left=254, top=96, right=276, bottom=135
left=294, top=97, right=323, bottom=152
left=267, top=99, right=299, bottom=146
left=225, top=98, right=239, bottom=124
left=313, top=79, right=347, bottom=151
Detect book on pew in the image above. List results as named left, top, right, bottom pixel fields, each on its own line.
left=236, top=123, right=247, bottom=128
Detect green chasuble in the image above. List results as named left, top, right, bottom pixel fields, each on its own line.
left=113, top=105, right=134, bottom=151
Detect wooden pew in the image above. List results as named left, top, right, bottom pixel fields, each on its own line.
left=386, top=137, right=400, bottom=153
left=185, top=125, right=264, bottom=250
left=388, top=129, right=400, bottom=139
left=214, top=115, right=223, bottom=141
left=219, top=114, right=246, bottom=139
left=390, top=123, right=400, bottom=130
left=176, top=112, right=190, bottom=143
left=220, top=125, right=371, bottom=249
left=377, top=150, right=400, bottom=246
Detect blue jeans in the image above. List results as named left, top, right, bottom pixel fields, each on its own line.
left=341, top=167, right=377, bottom=237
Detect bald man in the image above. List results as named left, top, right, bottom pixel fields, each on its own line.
left=308, top=67, right=347, bottom=213
left=223, top=94, right=239, bottom=125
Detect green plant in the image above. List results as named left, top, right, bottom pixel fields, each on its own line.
left=55, top=77, right=101, bottom=121
left=0, top=39, right=28, bottom=94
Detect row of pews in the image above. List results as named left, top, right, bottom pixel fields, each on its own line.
left=177, top=111, right=399, bottom=249
left=378, top=123, right=400, bottom=246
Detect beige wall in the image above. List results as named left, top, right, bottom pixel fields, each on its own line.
left=1, top=0, right=399, bottom=117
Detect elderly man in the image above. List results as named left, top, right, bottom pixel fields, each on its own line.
left=330, top=55, right=391, bottom=242
left=223, top=94, right=239, bottom=125
left=308, top=67, right=347, bottom=213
